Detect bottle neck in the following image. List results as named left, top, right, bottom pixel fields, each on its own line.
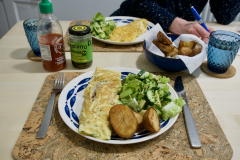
left=40, top=13, right=53, bottom=18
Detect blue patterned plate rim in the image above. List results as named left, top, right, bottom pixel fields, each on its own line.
left=58, top=67, right=179, bottom=144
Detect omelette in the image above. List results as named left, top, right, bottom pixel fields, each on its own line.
left=109, top=19, right=148, bottom=42
left=78, top=67, right=121, bottom=140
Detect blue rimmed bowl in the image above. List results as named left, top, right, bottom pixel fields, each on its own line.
left=143, top=34, right=187, bottom=72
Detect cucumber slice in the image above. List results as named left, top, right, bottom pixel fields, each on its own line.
left=137, top=69, right=146, bottom=77
left=93, top=27, right=99, bottom=35
left=146, top=90, right=155, bottom=104
left=127, top=98, right=138, bottom=112
left=152, top=105, right=162, bottom=116
left=138, top=99, right=146, bottom=111
left=154, top=90, right=161, bottom=108
left=161, top=91, right=171, bottom=100
left=165, top=98, right=172, bottom=102
left=140, top=72, right=149, bottom=79
left=98, top=32, right=106, bottom=39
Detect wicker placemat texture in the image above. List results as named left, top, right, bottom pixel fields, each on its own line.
left=12, top=72, right=233, bottom=160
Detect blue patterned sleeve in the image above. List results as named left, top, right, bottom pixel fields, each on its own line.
left=210, top=0, right=240, bottom=24
left=110, top=0, right=177, bottom=31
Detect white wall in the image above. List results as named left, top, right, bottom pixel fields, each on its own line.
left=52, top=0, right=123, bottom=20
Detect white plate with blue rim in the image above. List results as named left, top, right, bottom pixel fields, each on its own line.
left=58, top=67, right=179, bottom=144
left=92, top=16, right=155, bottom=45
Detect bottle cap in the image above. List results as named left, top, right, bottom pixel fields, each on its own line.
left=39, top=0, right=53, bottom=14
left=69, top=25, right=91, bottom=36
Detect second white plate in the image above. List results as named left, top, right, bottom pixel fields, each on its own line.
left=92, top=16, right=155, bottom=45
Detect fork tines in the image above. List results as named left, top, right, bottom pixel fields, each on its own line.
left=53, top=72, right=65, bottom=92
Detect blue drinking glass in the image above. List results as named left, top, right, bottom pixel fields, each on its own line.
left=207, top=30, right=240, bottom=73
left=23, top=18, right=41, bottom=57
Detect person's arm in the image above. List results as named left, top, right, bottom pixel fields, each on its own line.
left=111, top=0, right=177, bottom=31
left=210, top=0, right=240, bottom=25
left=111, top=0, right=214, bottom=42
left=169, top=17, right=214, bottom=43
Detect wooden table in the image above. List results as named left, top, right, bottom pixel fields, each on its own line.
left=0, top=21, right=239, bottom=160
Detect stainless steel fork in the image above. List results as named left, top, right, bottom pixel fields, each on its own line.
left=37, top=72, right=65, bottom=138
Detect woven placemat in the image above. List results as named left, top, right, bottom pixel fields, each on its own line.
left=64, top=20, right=144, bottom=52
left=201, top=61, right=236, bottom=78
left=12, top=72, right=233, bottom=160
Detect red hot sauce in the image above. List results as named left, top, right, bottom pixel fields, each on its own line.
left=38, top=33, right=66, bottom=71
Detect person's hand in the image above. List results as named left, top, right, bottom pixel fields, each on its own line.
left=185, top=22, right=214, bottom=42
left=168, top=17, right=214, bottom=43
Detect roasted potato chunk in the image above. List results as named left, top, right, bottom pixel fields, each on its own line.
left=158, top=43, right=175, bottom=54
left=179, top=47, right=193, bottom=56
left=190, top=43, right=202, bottom=57
left=186, top=41, right=195, bottom=49
left=109, top=104, right=138, bottom=139
left=179, top=40, right=195, bottom=49
left=157, top=31, right=172, bottom=45
left=166, top=47, right=179, bottom=57
left=133, top=111, right=143, bottom=125
left=152, top=39, right=167, bottom=56
left=172, top=47, right=179, bottom=57
left=152, top=31, right=202, bottom=58
left=179, top=40, right=187, bottom=49
left=152, top=39, right=161, bottom=47
left=153, top=39, right=176, bottom=57
left=142, top=107, right=160, bottom=133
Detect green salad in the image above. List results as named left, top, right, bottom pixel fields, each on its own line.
left=118, top=69, right=185, bottom=121
left=88, top=12, right=116, bottom=40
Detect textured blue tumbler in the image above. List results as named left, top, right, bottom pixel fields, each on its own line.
left=207, top=30, right=240, bottom=73
left=23, top=18, right=41, bottom=57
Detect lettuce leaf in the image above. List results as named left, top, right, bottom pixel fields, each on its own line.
left=174, top=96, right=185, bottom=107
left=161, top=102, right=182, bottom=120
left=89, top=13, right=116, bottom=40
left=93, top=12, right=105, bottom=22
left=159, top=76, right=170, bottom=84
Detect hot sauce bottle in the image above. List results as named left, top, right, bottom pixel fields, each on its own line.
left=37, top=0, right=66, bottom=71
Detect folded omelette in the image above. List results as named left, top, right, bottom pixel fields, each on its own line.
left=78, top=67, right=121, bottom=140
left=109, top=19, right=147, bottom=42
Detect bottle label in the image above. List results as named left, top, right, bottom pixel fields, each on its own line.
left=39, top=43, right=52, bottom=61
left=70, top=40, right=92, bottom=63
left=53, top=37, right=65, bottom=54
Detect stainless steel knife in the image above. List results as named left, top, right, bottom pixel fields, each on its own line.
left=174, top=76, right=202, bottom=148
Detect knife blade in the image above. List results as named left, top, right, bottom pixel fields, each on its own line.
left=174, top=76, right=202, bottom=148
